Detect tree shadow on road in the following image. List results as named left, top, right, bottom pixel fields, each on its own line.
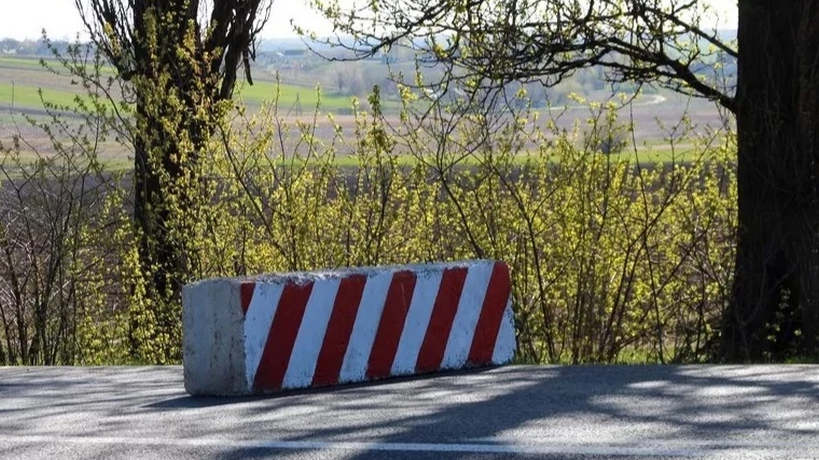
left=3, top=364, right=818, bottom=459
left=208, top=364, right=819, bottom=459
left=146, top=366, right=500, bottom=409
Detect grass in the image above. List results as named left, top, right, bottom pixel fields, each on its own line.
left=234, top=80, right=358, bottom=113
left=0, top=56, right=48, bottom=70
left=0, top=81, right=88, bottom=109
left=0, top=55, right=364, bottom=114
left=262, top=146, right=717, bottom=168
left=607, top=146, right=718, bottom=164
left=0, top=55, right=118, bottom=76
left=233, top=79, right=401, bottom=113
left=0, top=78, right=361, bottom=115
left=0, top=78, right=366, bottom=116
left=1, top=148, right=132, bottom=174
left=0, top=148, right=711, bottom=177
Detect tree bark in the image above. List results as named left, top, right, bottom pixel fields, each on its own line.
left=722, top=0, right=819, bottom=361
left=76, top=0, right=267, bottom=363
left=128, top=0, right=208, bottom=362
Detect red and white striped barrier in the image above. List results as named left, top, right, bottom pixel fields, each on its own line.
left=182, top=260, right=516, bottom=396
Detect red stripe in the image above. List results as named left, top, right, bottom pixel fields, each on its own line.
left=415, top=267, right=469, bottom=373
left=366, top=271, right=417, bottom=380
left=253, top=281, right=314, bottom=391
left=312, top=275, right=367, bottom=387
left=240, top=282, right=255, bottom=315
left=468, top=262, right=512, bottom=364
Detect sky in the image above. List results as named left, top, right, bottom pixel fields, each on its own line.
left=0, top=0, right=738, bottom=42
left=0, top=0, right=336, bottom=41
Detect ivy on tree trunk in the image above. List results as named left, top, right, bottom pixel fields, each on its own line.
left=76, top=0, right=271, bottom=362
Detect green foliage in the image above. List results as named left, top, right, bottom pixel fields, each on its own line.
left=164, top=87, right=735, bottom=364
left=0, top=44, right=738, bottom=365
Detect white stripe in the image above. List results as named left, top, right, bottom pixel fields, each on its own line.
left=282, top=279, right=342, bottom=389
left=491, top=299, right=516, bottom=364
left=244, top=283, right=285, bottom=388
left=10, top=434, right=813, bottom=457
left=440, top=263, right=493, bottom=370
left=338, top=272, right=393, bottom=384
left=390, top=270, right=442, bottom=376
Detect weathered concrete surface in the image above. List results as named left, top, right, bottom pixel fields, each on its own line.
left=182, top=279, right=247, bottom=396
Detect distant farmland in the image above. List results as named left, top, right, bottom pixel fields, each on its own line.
left=1, top=54, right=730, bottom=166
left=0, top=55, right=358, bottom=114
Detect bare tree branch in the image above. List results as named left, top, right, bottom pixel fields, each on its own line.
left=306, top=0, right=738, bottom=113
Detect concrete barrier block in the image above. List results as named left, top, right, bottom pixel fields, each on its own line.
left=182, top=260, right=516, bottom=396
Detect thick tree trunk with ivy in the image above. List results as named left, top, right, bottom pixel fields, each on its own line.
left=721, top=0, right=819, bottom=361
left=77, top=0, right=270, bottom=362
left=126, top=2, right=206, bottom=362
left=131, top=98, right=205, bottom=362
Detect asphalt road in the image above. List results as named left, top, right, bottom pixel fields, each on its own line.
left=1, top=365, right=818, bottom=460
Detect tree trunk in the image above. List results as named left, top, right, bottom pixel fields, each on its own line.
left=128, top=1, right=208, bottom=362
left=722, top=0, right=819, bottom=361
left=131, top=94, right=206, bottom=362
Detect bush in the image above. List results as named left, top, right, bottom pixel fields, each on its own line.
left=0, top=55, right=737, bottom=364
